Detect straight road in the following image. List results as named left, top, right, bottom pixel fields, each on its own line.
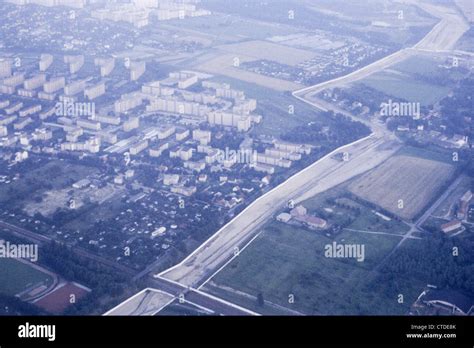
left=106, top=275, right=259, bottom=316
left=415, top=175, right=464, bottom=229
left=374, top=175, right=464, bottom=271
left=149, top=276, right=258, bottom=316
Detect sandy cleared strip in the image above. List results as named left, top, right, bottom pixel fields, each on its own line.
left=296, top=0, right=470, bottom=98
left=104, top=288, right=174, bottom=316
left=161, top=133, right=400, bottom=287
left=401, top=0, right=470, bottom=51
left=158, top=0, right=465, bottom=295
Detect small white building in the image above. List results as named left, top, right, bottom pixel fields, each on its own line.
left=276, top=213, right=292, bottom=223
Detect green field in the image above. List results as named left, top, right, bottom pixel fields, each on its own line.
left=0, top=159, right=97, bottom=207
left=301, top=187, right=410, bottom=235
left=393, top=56, right=442, bottom=75
left=62, top=198, right=126, bottom=233
left=209, top=76, right=323, bottom=136
left=392, top=55, right=466, bottom=81
left=346, top=209, right=409, bottom=235
left=455, top=28, right=474, bottom=52
left=166, top=13, right=303, bottom=42
left=359, top=55, right=463, bottom=106
left=157, top=300, right=210, bottom=316
left=395, top=145, right=457, bottom=165
left=361, top=72, right=450, bottom=106
left=0, top=258, right=54, bottom=296
left=207, top=220, right=420, bottom=315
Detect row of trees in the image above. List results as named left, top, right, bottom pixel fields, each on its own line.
left=281, top=111, right=371, bottom=147
left=439, top=77, right=474, bottom=138
left=40, top=241, right=131, bottom=315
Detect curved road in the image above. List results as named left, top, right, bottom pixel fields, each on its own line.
left=108, top=0, right=470, bottom=314
left=159, top=0, right=469, bottom=288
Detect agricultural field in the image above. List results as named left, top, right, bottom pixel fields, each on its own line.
left=348, top=155, right=455, bottom=221
left=303, top=0, right=434, bottom=27
left=355, top=55, right=465, bottom=106
left=204, top=220, right=419, bottom=315
left=189, top=35, right=319, bottom=92
left=394, top=56, right=449, bottom=75
left=166, top=11, right=304, bottom=42
left=395, top=145, right=455, bottom=164
left=359, top=72, right=449, bottom=107
left=204, top=0, right=435, bottom=49
left=0, top=258, right=55, bottom=297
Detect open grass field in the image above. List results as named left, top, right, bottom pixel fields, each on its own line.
left=62, top=197, right=127, bottom=233
left=208, top=75, right=325, bottom=137
left=0, top=258, right=54, bottom=296
left=195, top=53, right=302, bottom=91
left=0, top=159, right=97, bottom=207
left=216, top=40, right=317, bottom=66
left=455, top=28, right=474, bottom=51
left=301, top=186, right=410, bottom=235
left=392, top=56, right=443, bottom=75
left=395, top=145, right=456, bottom=164
left=346, top=204, right=409, bottom=235
left=205, top=220, right=420, bottom=315
left=166, top=12, right=304, bottom=42
left=360, top=72, right=450, bottom=106
left=348, top=155, right=455, bottom=221
left=358, top=55, right=463, bottom=106
left=194, top=39, right=317, bottom=91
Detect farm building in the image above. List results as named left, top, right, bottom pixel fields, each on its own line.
left=441, top=220, right=462, bottom=233
left=290, top=205, right=307, bottom=217
left=276, top=213, right=292, bottom=223
left=293, top=214, right=327, bottom=229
